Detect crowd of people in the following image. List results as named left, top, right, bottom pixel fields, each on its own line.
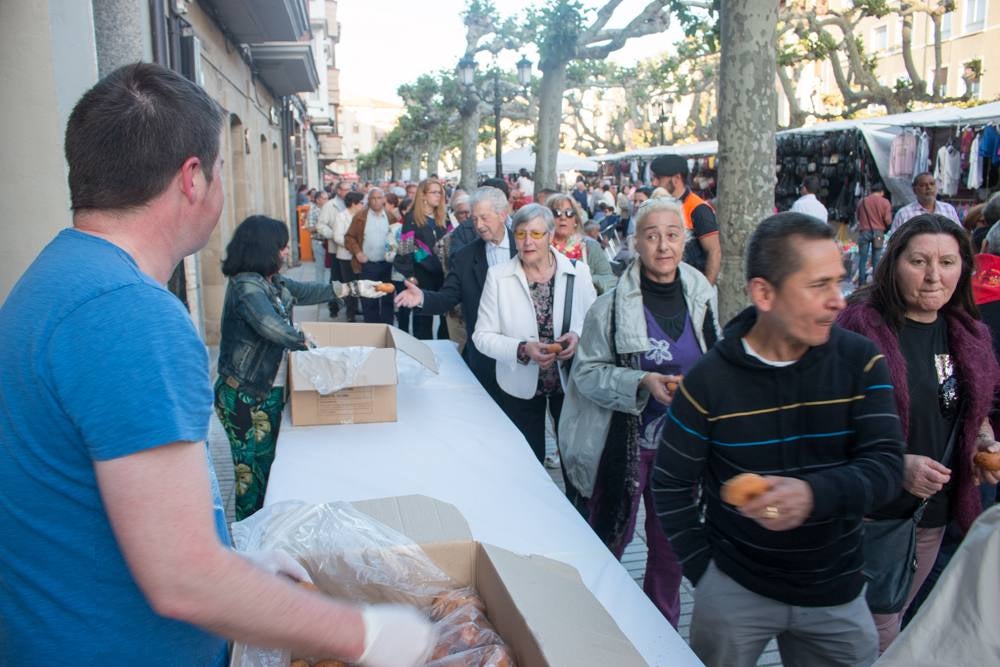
left=4, top=62, right=1000, bottom=667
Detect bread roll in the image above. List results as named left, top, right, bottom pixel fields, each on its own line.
left=721, top=473, right=771, bottom=507
left=974, top=451, right=1000, bottom=471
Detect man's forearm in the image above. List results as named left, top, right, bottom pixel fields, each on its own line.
left=704, top=244, right=721, bottom=285
left=169, top=548, right=366, bottom=661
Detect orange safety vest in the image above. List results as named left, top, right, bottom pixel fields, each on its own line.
left=680, top=190, right=714, bottom=233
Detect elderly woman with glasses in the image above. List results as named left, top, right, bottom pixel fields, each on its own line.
left=558, top=198, right=719, bottom=627
left=473, top=204, right=598, bottom=497
left=837, top=213, right=1000, bottom=652
left=546, top=193, right=617, bottom=294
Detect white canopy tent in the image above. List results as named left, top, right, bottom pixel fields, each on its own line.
left=475, top=146, right=599, bottom=175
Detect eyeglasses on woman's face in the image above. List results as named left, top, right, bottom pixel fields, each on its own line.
left=514, top=229, right=549, bottom=240
left=550, top=208, right=575, bottom=218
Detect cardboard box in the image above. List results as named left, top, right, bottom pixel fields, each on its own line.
left=231, top=495, right=646, bottom=667
left=288, top=323, right=438, bottom=426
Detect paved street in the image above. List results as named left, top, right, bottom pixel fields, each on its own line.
left=209, top=261, right=782, bottom=666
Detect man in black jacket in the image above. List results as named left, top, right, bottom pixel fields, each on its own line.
left=394, top=186, right=514, bottom=402
left=652, top=212, right=904, bottom=667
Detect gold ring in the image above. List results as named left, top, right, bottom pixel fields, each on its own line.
left=763, top=505, right=780, bottom=520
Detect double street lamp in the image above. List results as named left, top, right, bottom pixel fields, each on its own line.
left=458, top=54, right=533, bottom=178
left=651, top=97, right=675, bottom=146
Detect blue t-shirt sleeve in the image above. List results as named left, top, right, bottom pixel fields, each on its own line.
left=48, top=284, right=213, bottom=461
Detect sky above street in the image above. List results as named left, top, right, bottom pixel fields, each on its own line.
left=337, top=0, right=683, bottom=103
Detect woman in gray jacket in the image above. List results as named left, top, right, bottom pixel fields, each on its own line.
left=559, top=198, right=720, bottom=628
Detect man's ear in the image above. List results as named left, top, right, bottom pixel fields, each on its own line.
left=747, top=276, right=775, bottom=313
left=178, top=156, right=203, bottom=205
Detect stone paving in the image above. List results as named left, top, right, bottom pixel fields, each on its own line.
left=208, top=261, right=782, bottom=666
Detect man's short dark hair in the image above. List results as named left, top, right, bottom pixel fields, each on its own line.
left=801, top=175, right=821, bottom=194
left=912, top=171, right=934, bottom=186
left=221, top=215, right=288, bottom=277
left=650, top=154, right=688, bottom=179
left=482, top=177, right=510, bottom=199
left=345, top=191, right=364, bottom=207
left=870, top=181, right=884, bottom=193
left=746, top=212, right=835, bottom=287
left=636, top=186, right=654, bottom=198
left=65, top=62, right=224, bottom=212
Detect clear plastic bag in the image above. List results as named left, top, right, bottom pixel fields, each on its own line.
left=230, top=502, right=515, bottom=667
left=290, top=346, right=375, bottom=395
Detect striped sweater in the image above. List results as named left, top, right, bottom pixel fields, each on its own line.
left=651, top=307, right=904, bottom=607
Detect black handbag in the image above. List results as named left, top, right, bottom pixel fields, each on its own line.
left=862, top=415, right=959, bottom=614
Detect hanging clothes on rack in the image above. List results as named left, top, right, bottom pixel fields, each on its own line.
left=934, top=144, right=962, bottom=196
left=968, top=132, right=983, bottom=190
left=914, top=130, right=930, bottom=175
left=889, top=130, right=917, bottom=178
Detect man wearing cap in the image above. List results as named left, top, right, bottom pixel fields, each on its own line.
left=650, top=154, right=721, bottom=285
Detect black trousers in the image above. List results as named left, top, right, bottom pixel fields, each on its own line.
left=494, top=390, right=586, bottom=513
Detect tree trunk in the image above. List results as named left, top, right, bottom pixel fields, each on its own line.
left=425, top=142, right=440, bottom=177
left=533, top=60, right=567, bottom=191
left=459, top=102, right=480, bottom=192
left=410, top=150, right=422, bottom=182
left=391, top=153, right=401, bottom=182
left=716, top=0, right=778, bottom=325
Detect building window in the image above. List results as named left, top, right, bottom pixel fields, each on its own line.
left=873, top=25, right=888, bottom=51
left=966, top=0, right=986, bottom=32
left=941, top=11, right=953, bottom=40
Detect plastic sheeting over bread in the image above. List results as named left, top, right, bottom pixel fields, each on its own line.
left=290, top=346, right=375, bottom=395
left=230, top=501, right=517, bottom=667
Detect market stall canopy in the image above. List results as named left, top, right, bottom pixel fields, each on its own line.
left=476, top=147, right=599, bottom=175
left=595, top=140, right=719, bottom=163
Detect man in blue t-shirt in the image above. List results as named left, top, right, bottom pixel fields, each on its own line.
left=0, top=63, right=433, bottom=667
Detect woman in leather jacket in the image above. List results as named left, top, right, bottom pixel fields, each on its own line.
left=215, top=215, right=386, bottom=520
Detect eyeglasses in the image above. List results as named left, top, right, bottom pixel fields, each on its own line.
left=514, top=229, right=549, bottom=240
left=425, top=189, right=443, bottom=196
left=551, top=209, right=576, bottom=218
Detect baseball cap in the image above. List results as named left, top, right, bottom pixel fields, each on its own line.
left=650, top=154, right=688, bottom=178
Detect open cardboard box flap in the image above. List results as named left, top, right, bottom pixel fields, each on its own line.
left=386, top=325, right=439, bottom=374
left=352, top=495, right=646, bottom=667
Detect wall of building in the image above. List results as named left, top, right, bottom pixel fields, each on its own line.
left=0, top=0, right=98, bottom=302
left=183, top=2, right=288, bottom=344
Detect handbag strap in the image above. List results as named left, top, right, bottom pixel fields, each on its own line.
left=915, top=406, right=962, bottom=517
left=561, top=273, right=575, bottom=337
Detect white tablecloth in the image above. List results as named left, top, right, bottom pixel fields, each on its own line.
left=265, top=340, right=700, bottom=667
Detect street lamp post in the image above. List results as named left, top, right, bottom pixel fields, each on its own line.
left=655, top=97, right=675, bottom=147
left=458, top=54, right=533, bottom=179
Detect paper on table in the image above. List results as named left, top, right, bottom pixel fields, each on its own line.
left=290, top=346, right=374, bottom=395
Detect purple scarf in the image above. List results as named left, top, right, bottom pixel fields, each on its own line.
left=837, top=303, right=999, bottom=533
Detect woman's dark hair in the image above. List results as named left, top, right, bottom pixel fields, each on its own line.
left=745, top=211, right=835, bottom=286
left=850, top=213, right=978, bottom=331
left=385, top=192, right=400, bottom=207
left=221, top=215, right=289, bottom=277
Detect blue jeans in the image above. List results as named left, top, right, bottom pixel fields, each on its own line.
left=857, top=230, right=884, bottom=284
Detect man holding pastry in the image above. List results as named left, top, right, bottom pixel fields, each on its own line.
left=651, top=212, right=904, bottom=667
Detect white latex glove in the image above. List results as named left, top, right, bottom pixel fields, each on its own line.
left=238, top=549, right=312, bottom=583
left=358, top=604, right=436, bottom=667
